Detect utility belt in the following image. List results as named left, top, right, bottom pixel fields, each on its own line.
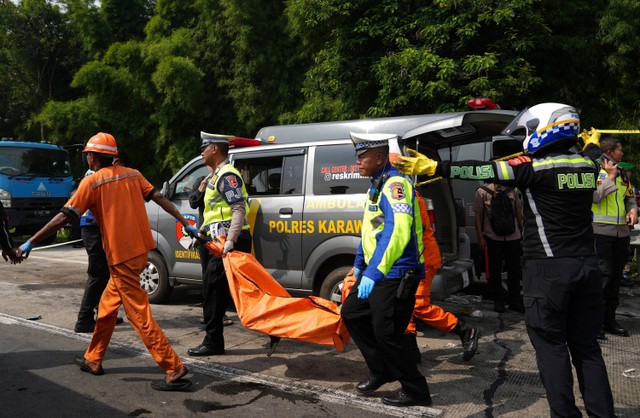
left=202, top=220, right=250, bottom=237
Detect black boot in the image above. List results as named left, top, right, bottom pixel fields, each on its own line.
left=453, top=320, right=479, bottom=361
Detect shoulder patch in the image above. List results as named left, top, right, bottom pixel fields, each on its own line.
left=224, top=174, right=239, bottom=188
left=507, top=156, right=532, bottom=166
left=388, top=182, right=405, bottom=200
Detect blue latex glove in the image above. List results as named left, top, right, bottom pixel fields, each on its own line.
left=353, top=267, right=362, bottom=280
left=19, top=239, right=33, bottom=258
left=184, top=224, right=200, bottom=238
left=357, top=276, right=375, bottom=299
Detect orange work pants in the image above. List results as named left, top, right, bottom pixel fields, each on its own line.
left=405, top=267, right=459, bottom=334
left=84, top=253, right=183, bottom=373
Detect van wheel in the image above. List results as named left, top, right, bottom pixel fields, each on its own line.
left=140, top=252, right=173, bottom=304
left=319, top=266, right=351, bottom=307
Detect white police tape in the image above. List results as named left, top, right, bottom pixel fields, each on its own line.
left=30, top=239, right=83, bottom=252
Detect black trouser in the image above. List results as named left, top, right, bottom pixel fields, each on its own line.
left=198, top=238, right=211, bottom=300
left=485, top=235, right=522, bottom=304
left=341, top=278, right=430, bottom=398
left=202, top=230, right=251, bottom=349
left=594, top=233, right=630, bottom=323
left=76, top=226, right=110, bottom=324
left=523, top=257, right=614, bottom=418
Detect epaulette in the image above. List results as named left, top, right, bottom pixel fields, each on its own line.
left=507, top=155, right=532, bottom=166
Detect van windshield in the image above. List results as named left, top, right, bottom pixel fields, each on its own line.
left=0, top=146, right=71, bottom=177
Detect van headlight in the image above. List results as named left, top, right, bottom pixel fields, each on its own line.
left=0, top=188, right=11, bottom=208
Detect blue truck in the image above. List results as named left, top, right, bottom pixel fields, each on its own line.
left=0, top=139, right=75, bottom=244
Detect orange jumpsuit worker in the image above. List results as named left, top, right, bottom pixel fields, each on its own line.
left=17, top=132, right=200, bottom=392
left=405, top=193, right=479, bottom=362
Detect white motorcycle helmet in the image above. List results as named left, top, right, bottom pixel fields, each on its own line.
left=502, top=103, right=580, bottom=155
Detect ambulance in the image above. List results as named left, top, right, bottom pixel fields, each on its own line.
left=144, top=108, right=518, bottom=303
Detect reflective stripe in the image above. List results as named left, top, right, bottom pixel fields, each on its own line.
left=91, top=171, right=140, bottom=189
left=532, top=155, right=595, bottom=171
left=525, top=189, right=554, bottom=257
left=592, top=214, right=625, bottom=224
left=496, top=161, right=514, bottom=180
left=85, top=143, right=118, bottom=153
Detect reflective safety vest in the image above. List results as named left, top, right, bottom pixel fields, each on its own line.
left=202, top=162, right=250, bottom=229
left=357, top=167, right=424, bottom=282
left=592, top=170, right=627, bottom=225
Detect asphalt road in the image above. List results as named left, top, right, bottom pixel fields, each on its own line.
left=1, top=244, right=639, bottom=417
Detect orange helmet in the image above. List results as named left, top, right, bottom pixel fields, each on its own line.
left=82, top=132, right=118, bottom=156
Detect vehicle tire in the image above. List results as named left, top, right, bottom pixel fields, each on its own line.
left=319, top=266, right=352, bottom=307
left=140, top=252, right=173, bottom=304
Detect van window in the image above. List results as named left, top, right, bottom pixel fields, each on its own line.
left=233, top=154, right=304, bottom=196
left=313, top=144, right=368, bottom=195
left=281, top=155, right=304, bottom=195
left=174, top=165, right=210, bottom=200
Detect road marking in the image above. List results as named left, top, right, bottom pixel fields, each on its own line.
left=27, top=253, right=88, bottom=265
left=0, top=311, right=442, bottom=417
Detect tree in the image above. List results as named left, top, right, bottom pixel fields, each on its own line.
left=285, top=0, right=548, bottom=121
left=63, top=0, right=112, bottom=60
left=0, top=0, right=83, bottom=140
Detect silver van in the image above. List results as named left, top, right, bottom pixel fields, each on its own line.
left=143, top=110, right=517, bottom=304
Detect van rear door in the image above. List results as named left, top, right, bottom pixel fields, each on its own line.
left=399, top=110, right=519, bottom=295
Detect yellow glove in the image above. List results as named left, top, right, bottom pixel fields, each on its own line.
left=393, top=148, right=438, bottom=176
left=581, top=128, right=601, bottom=151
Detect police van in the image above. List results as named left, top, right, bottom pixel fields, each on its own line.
left=143, top=110, right=518, bottom=303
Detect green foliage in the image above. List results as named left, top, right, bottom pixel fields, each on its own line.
left=1, top=0, right=638, bottom=181
left=0, top=0, right=83, bottom=140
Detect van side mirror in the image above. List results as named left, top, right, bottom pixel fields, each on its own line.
left=161, top=181, right=175, bottom=199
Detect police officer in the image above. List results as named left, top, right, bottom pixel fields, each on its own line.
left=341, top=132, right=431, bottom=407
left=592, top=136, right=637, bottom=337
left=394, top=103, right=616, bottom=417
left=188, top=132, right=252, bottom=356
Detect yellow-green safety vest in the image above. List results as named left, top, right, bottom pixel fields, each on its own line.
left=202, top=162, right=250, bottom=229
left=592, top=171, right=627, bottom=225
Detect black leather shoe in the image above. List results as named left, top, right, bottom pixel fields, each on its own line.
left=187, top=344, right=225, bottom=356
left=382, top=389, right=432, bottom=407
left=604, top=322, right=629, bottom=337
left=356, top=376, right=389, bottom=394
left=460, top=323, right=479, bottom=361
